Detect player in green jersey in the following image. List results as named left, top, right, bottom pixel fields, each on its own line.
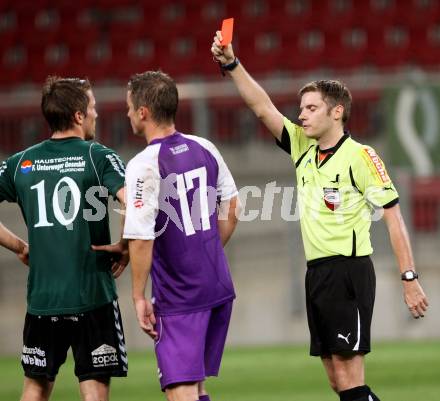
left=0, top=222, right=28, bottom=264
left=212, top=33, right=429, bottom=401
left=0, top=77, right=128, bottom=401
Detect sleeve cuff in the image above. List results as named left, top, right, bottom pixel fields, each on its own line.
left=220, top=190, right=239, bottom=202
left=383, top=197, right=399, bottom=209
left=123, top=234, right=155, bottom=240
left=275, top=126, right=291, bottom=155
left=109, top=183, right=125, bottom=201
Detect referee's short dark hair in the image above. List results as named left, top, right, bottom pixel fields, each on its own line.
left=128, top=71, right=178, bottom=125
left=41, top=76, right=91, bottom=133
left=299, top=80, right=352, bottom=124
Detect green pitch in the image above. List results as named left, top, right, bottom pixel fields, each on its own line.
left=1, top=341, right=439, bottom=401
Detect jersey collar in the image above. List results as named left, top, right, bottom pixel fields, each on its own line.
left=149, top=131, right=180, bottom=145
left=48, top=136, right=84, bottom=142
left=315, top=132, right=350, bottom=168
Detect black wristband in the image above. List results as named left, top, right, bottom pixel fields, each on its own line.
left=221, top=57, right=240, bottom=72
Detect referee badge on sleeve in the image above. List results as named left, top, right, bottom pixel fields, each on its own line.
left=323, top=188, right=341, bottom=211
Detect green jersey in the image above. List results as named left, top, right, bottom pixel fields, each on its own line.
left=279, top=117, right=399, bottom=262
left=0, top=137, right=125, bottom=315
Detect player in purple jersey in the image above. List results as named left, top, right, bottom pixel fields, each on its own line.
left=123, top=71, right=240, bottom=401
left=0, top=222, right=28, bottom=265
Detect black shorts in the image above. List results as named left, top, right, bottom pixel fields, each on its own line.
left=305, top=256, right=376, bottom=357
left=21, top=300, right=128, bottom=382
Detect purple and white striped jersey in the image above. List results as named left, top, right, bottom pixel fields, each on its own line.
left=123, top=132, right=237, bottom=315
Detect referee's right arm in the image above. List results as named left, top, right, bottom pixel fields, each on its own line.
left=211, top=31, right=284, bottom=141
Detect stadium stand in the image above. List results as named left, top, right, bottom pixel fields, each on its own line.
left=1, top=0, right=440, bottom=87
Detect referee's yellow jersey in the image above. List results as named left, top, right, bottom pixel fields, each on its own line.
left=279, top=117, right=399, bottom=262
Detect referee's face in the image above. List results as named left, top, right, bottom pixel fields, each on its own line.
left=299, top=91, right=334, bottom=140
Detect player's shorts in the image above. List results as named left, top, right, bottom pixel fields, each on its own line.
left=21, top=300, right=128, bottom=382
left=305, top=256, right=375, bottom=357
left=154, top=301, right=233, bottom=391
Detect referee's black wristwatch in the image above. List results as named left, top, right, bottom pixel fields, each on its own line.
left=220, top=57, right=240, bottom=74
left=401, top=269, right=418, bottom=281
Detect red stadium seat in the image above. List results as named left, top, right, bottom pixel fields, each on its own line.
left=313, top=0, right=356, bottom=31
left=324, top=26, right=368, bottom=71
left=0, top=44, right=28, bottom=86
left=353, top=0, right=398, bottom=29
left=110, top=35, right=160, bottom=81
left=275, top=0, right=324, bottom=35
left=395, top=0, right=440, bottom=30
left=366, top=25, right=411, bottom=69
left=411, top=24, right=440, bottom=69
left=235, top=30, right=283, bottom=75
left=282, top=28, right=326, bottom=72
left=411, top=177, right=440, bottom=232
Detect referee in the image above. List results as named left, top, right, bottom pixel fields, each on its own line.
left=211, top=32, right=429, bottom=401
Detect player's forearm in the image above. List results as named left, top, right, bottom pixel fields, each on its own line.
left=129, top=239, right=153, bottom=300
left=116, top=187, right=129, bottom=250
left=0, top=223, right=27, bottom=255
left=384, top=206, right=415, bottom=272
left=218, top=197, right=240, bottom=246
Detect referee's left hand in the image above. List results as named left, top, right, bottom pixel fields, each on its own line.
left=403, top=280, right=429, bottom=319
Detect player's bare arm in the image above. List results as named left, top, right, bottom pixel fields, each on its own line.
left=218, top=195, right=241, bottom=247
left=0, top=222, right=29, bottom=265
left=91, top=186, right=129, bottom=278
left=211, top=31, right=284, bottom=140
left=383, top=204, right=429, bottom=319
left=129, top=239, right=157, bottom=340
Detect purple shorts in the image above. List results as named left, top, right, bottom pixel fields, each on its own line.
left=154, top=301, right=233, bottom=391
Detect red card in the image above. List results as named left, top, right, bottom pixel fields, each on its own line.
left=221, top=18, right=234, bottom=46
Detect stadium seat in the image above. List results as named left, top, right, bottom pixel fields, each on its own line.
left=272, top=0, right=316, bottom=35
left=0, top=43, right=28, bottom=86
left=411, top=176, right=440, bottom=232
left=394, top=0, right=440, bottom=30
left=411, top=24, right=440, bottom=68
left=353, top=0, right=398, bottom=29
left=110, top=35, right=159, bottom=81
left=366, top=25, right=411, bottom=69
left=235, top=30, right=283, bottom=75
left=324, top=26, right=368, bottom=71
left=282, top=28, right=326, bottom=72
left=208, top=98, right=246, bottom=142
left=314, top=0, right=356, bottom=31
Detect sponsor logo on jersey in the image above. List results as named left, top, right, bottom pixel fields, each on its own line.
left=363, top=148, right=390, bottom=183
left=32, top=156, right=86, bottom=173
left=21, top=345, right=47, bottom=367
left=134, top=178, right=144, bottom=208
left=169, top=143, right=189, bottom=155
left=105, top=154, right=125, bottom=177
left=323, top=187, right=340, bottom=211
left=0, top=161, right=6, bottom=176
left=91, top=344, right=119, bottom=367
left=21, top=160, right=33, bottom=174
left=134, top=199, right=144, bottom=209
